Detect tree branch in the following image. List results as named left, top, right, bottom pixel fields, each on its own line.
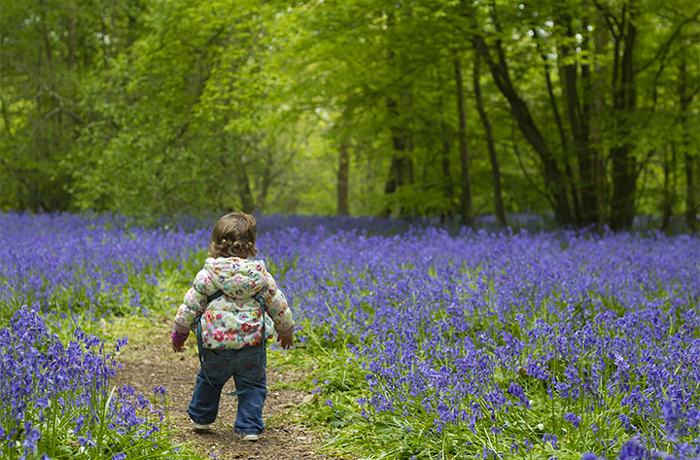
left=636, top=8, right=700, bottom=74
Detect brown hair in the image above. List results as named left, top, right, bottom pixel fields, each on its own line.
left=208, top=212, right=258, bottom=259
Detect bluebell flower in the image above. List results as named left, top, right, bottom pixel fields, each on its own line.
left=564, top=412, right=582, bottom=428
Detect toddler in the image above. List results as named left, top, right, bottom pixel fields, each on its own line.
left=171, top=212, right=294, bottom=442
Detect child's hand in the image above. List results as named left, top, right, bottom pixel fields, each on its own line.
left=171, top=330, right=188, bottom=353
left=278, top=333, right=293, bottom=350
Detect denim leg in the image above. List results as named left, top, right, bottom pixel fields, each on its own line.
left=233, top=346, right=267, bottom=434
left=187, top=350, right=229, bottom=425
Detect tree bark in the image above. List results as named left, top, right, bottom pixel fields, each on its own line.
left=589, top=11, right=609, bottom=228
left=679, top=54, right=699, bottom=232
left=459, top=0, right=573, bottom=224
left=609, top=5, right=638, bottom=231
left=255, top=148, right=274, bottom=213
left=441, top=128, right=456, bottom=223
left=337, top=141, right=350, bottom=215
left=454, top=56, right=473, bottom=226
left=684, top=150, right=699, bottom=233
left=661, top=144, right=677, bottom=231
left=238, top=161, right=255, bottom=214
left=575, top=31, right=600, bottom=227
left=383, top=12, right=413, bottom=218
left=472, top=34, right=573, bottom=225
left=473, top=52, right=507, bottom=228
left=535, top=25, right=583, bottom=225
left=384, top=95, right=413, bottom=217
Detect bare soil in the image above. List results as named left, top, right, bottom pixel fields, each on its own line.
left=112, top=323, right=338, bottom=460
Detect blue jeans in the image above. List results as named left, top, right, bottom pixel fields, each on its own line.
left=187, top=344, right=267, bottom=435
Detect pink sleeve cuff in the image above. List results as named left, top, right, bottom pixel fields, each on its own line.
left=171, top=330, right=189, bottom=343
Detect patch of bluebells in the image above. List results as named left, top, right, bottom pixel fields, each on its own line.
left=0, top=212, right=461, bottom=320
left=2, top=213, right=698, bottom=459
left=0, top=212, right=209, bottom=319
left=0, top=306, right=170, bottom=458
left=257, top=225, right=700, bottom=459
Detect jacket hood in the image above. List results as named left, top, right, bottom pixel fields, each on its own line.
left=203, top=257, right=266, bottom=299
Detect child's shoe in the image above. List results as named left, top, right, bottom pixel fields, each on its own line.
left=192, top=422, right=210, bottom=432
left=242, top=433, right=259, bottom=442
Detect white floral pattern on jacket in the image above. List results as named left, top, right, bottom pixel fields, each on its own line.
left=173, top=257, right=295, bottom=349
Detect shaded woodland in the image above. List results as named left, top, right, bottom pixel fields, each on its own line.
left=1, top=0, right=698, bottom=230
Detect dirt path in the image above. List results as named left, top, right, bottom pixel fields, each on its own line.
left=112, top=325, right=337, bottom=460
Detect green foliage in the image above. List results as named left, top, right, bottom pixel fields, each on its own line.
left=2, top=0, right=699, bottom=227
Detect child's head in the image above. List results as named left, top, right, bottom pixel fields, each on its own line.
left=209, top=212, right=258, bottom=259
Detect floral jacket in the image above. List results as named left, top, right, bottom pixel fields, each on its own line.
left=173, top=257, right=295, bottom=349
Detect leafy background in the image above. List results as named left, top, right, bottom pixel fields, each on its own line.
left=1, top=0, right=698, bottom=231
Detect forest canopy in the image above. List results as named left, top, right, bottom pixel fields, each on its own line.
left=1, top=0, right=698, bottom=231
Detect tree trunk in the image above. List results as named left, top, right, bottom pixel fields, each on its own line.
left=471, top=32, right=573, bottom=225
left=384, top=95, right=413, bottom=217
left=536, top=24, right=582, bottom=226
left=679, top=54, right=699, bottom=232
left=684, top=150, right=699, bottom=233
left=255, top=149, right=274, bottom=213
left=238, top=162, right=255, bottom=214
left=441, top=132, right=456, bottom=223
left=557, top=17, right=600, bottom=227
left=337, top=142, right=350, bottom=215
left=609, top=5, right=638, bottom=231
left=589, top=12, right=609, bottom=228
left=382, top=12, right=413, bottom=217
left=576, top=52, right=600, bottom=227
left=473, top=52, right=507, bottom=228
left=661, top=144, right=677, bottom=231
left=454, top=56, right=473, bottom=226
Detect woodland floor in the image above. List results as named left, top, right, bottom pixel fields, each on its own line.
left=112, top=319, right=341, bottom=460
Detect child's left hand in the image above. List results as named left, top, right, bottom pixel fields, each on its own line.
left=278, top=333, right=294, bottom=350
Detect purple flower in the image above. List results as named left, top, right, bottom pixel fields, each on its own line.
left=564, top=412, right=582, bottom=428
left=618, top=440, right=648, bottom=460
left=153, top=385, right=167, bottom=396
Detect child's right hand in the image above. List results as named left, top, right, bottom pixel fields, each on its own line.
left=171, top=330, right=188, bottom=353
left=172, top=340, right=184, bottom=353
left=278, top=333, right=293, bottom=350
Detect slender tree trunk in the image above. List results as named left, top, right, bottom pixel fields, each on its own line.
left=609, top=5, right=638, bottom=231
left=255, top=149, right=275, bottom=213
left=577, top=25, right=602, bottom=227
left=384, top=96, right=413, bottom=217
left=684, top=150, right=699, bottom=233
left=383, top=12, right=413, bottom=217
left=453, top=56, right=473, bottom=226
left=558, top=25, right=592, bottom=227
left=471, top=32, right=573, bottom=224
left=238, top=162, right=255, bottom=214
left=679, top=54, right=699, bottom=232
left=441, top=135, right=456, bottom=223
left=337, top=141, right=350, bottom=215
left=661, top=144, right=677, bottom=231
left=473, top=52, right=507, bottom=228
left=536, top=24, right=582, bottom=226
left=461, top=0, right=573, bottom=224
left=589, top=12, right=609, bottom=227
left=576, top=46, right=599, bottom=226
